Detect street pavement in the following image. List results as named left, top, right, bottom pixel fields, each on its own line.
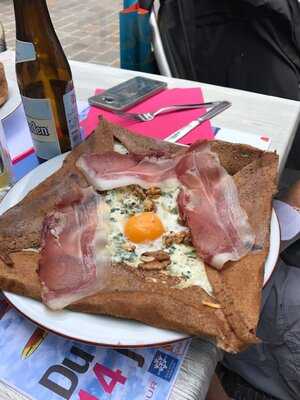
left=0, top=0, right=122, bottom=67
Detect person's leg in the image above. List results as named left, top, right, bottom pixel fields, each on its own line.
left=216, top=364, right=279, bottom=400
left=206, top=373, right=231, bottom=400
left=286, top=127, right=300, bottom=170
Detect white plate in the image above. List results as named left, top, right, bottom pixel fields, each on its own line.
left=0, top=80, right=21, bottom=122
left=0, top=154, right=280, bottom=346
left=264, top=210, right=280, bottom=286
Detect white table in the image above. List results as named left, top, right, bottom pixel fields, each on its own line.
left=71, top=60, right=300, bottom=173
left=0, top=50, right=300, bottom=400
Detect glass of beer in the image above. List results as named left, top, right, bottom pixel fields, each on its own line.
left=0, top=119, right=13, bottom=198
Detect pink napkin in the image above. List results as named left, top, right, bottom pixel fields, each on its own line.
left=81, top=88, right=214, bottom=145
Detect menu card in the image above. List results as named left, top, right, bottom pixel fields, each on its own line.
left=0, top=293, right=190, bottom=400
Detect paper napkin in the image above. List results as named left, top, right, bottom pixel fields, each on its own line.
left=80, top=88, right=214, bottom=145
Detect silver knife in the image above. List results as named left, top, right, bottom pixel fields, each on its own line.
left=164, top=100, right=231, bottom=143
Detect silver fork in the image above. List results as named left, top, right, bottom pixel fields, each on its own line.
left=114, top=102, right=221, bottom=122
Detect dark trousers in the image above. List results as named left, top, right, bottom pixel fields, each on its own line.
left=216, top=364, right=279, bottom=400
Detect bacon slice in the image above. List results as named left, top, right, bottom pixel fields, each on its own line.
left=38, top=187, right=110, bottom=310
left=76, top=151, right=178, bottom=190
left=176, top=142, right=255, bottom=269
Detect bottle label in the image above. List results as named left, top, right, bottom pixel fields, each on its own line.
left=21, top=96, right=61, bottom=160
left=0, top=122, right=12, bottom=190
left=63, top=89, right=82, bottom=147
left=0, top=151, right=11, bottom=190
left=16, top=40, right=36, bottom=64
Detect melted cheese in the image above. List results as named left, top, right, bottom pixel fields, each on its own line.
left=167, top=244, right=212, bottom=294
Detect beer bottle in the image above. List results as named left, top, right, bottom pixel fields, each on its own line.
left=13, top=0, right=82, bottom=162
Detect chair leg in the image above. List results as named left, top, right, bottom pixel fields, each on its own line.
left=0, top=22, right=7, bottom=53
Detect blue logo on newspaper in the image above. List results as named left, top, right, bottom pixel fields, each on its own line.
left=148, top=351, right=178, bottom=381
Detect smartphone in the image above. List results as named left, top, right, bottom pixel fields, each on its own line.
left=88, top=76, right=167, bottom=111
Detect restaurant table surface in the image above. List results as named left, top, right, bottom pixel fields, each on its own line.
left=0, top=50, right=300, bottom=400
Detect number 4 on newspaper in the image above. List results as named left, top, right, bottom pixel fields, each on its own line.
left=79, top=363, right=127, bottom=400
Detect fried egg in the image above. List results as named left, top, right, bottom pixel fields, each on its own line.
left=104, top=185, right=213, bottom=295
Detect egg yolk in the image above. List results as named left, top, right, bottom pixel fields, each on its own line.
left=124, top=212, right=165, bottom=243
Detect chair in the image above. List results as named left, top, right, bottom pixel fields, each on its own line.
left=149, top=4, right=172, bottom=77
left=135, top=0, right=171, bottom=76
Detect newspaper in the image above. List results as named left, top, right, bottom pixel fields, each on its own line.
left=0, top=295, right=190, bottom=400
